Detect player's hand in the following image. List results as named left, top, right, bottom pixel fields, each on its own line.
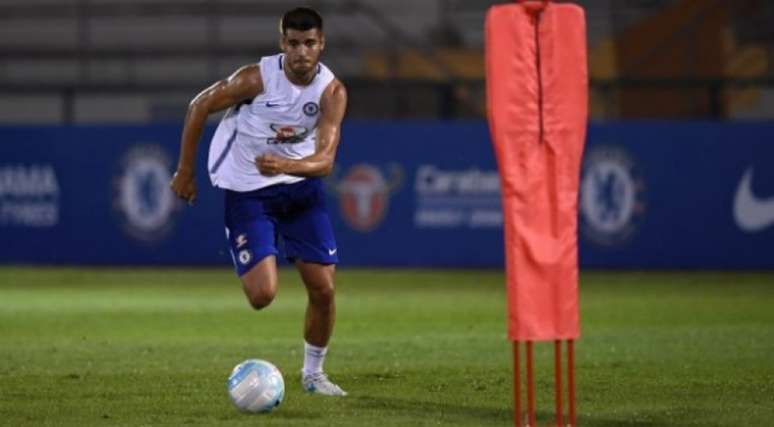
left=170, top=168, right=197, bottom=205
left=256, top=154, right=287, bottom=176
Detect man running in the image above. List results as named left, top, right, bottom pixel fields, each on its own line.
left=170, top=7, right=347, bottom=396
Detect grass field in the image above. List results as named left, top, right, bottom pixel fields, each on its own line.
left=0, top=267, right=773, bottom=426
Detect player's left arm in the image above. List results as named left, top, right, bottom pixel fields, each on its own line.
left=256, top=80, right=347, bottom=177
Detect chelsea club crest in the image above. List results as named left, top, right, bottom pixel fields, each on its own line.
left=303, top=102, right=319, bottom=117
left=579, top=145, right=647, bottom=247
left=113, top=144, right=180, bottom=243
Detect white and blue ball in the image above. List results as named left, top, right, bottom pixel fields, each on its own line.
left=227, top=359, right=285, bottom=413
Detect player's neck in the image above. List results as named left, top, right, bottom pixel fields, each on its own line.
left=283, top=62, right=316, bottom=86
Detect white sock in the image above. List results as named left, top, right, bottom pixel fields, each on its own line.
left=303, top=341, right=328, bottom=377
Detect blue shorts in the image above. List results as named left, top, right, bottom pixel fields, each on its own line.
left=224, top=178, right=338, bottom=276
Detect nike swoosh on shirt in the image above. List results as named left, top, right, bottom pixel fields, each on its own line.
left=265, top=102, right=280, bottom=107
left=328, top=248, right=337, bottom=256
left=733, top=167, right=774, bottom=232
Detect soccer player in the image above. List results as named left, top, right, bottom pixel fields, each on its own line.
left=169, top=7, right=347, bottom=396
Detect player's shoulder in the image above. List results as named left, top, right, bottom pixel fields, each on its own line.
left=327, top=78, right=346, bottom=92
left=258, top=53, right=284, bottom=71
left=325, top=78, right=347, bottom=96
left=233, top=63, right=261, bottom=77
left=251, top=53, right=286, bottom=87
left=227, top=64, right=263, bottom=91
left=320, top=79, right=347, bottom=118
left=321, top=78, right=347, bottom=108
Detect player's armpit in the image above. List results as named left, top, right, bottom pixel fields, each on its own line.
left=173, top=65, right=265, bottom=191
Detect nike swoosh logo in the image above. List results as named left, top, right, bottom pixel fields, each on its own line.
left=733, top=167, right=774, bottom=232
left=265, top=102, right=280, bottom=108
left=328, top=248, right=337, bottom=256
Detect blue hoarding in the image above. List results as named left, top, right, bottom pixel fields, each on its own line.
left=1, top=121, right=772, bottom=269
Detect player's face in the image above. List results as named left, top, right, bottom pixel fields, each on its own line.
left=281, top=29, right=325, bottom=75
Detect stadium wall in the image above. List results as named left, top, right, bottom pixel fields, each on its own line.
left=1, top=121, right=772, bottom=269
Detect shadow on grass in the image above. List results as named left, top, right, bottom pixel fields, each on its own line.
left=220, top=408, right=318, bottom=423
left=577, top=417, right=663, bottom=427
left=351, top=396, right=689, bottom=427
left=267, top=409, right=319, bottom=421
left=577, top=411, right=721, bottom=427
left=352, top=395, right=510, bottom=424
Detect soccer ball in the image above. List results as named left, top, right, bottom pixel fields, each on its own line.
left=227, top=359, right=285, bottom=413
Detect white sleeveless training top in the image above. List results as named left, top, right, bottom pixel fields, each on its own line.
left=207, top=53, right=335, bottom=192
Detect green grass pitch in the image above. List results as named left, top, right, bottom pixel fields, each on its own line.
left=1, top=267, right=773, bottom=426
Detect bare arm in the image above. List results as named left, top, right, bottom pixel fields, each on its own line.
left=257, top=80, right=348, bottom=177
left=170, top=65, right=263, bottom=203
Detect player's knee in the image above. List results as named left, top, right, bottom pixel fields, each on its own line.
left=240, top=260, right=278, bottom=310
left=242, top=276, right=277, bottom=310
left=308, top=281, right=334, bottom=307
left=245, top=286, right=276, bottom=310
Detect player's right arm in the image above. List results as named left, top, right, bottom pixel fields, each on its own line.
left=170, top=65, right=263, bottom=204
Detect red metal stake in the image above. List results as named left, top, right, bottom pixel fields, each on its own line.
left=513, top=339, right=577, bottom=426
left=527, top=341, right=536, bottom=427
left=568, top=339, right=576, bottom=427
left=514, top=341, right=522, bottom=427
left=555, top=340, right=563, bottom=427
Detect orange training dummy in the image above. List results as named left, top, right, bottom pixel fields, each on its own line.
left=486, top=0, right=588, bottom=341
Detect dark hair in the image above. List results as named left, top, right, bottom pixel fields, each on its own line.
left=280, top=7, right=323, bottom=34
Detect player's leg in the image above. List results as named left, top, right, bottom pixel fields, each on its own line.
left=295, top=260, right=346, bottom=396
left=279, top=178, right=346, bottom=396
left=225, top=189, right=281, bottom=310
left=296, top=260, right=336, bottom=347
left=239, top=255, right=278, bottom=310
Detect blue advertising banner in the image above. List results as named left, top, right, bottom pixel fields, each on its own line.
left=0, top=125, right=229, bottom=266
left=579, top=122, right=774, bottom=269
left=1, top=121, right=772, bottom=269
left=330, top=121, right=502, bottom=267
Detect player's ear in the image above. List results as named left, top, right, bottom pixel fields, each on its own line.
left=279, top=34, right=286, bottom=51
left=319, top=34, right=326, bottom=51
